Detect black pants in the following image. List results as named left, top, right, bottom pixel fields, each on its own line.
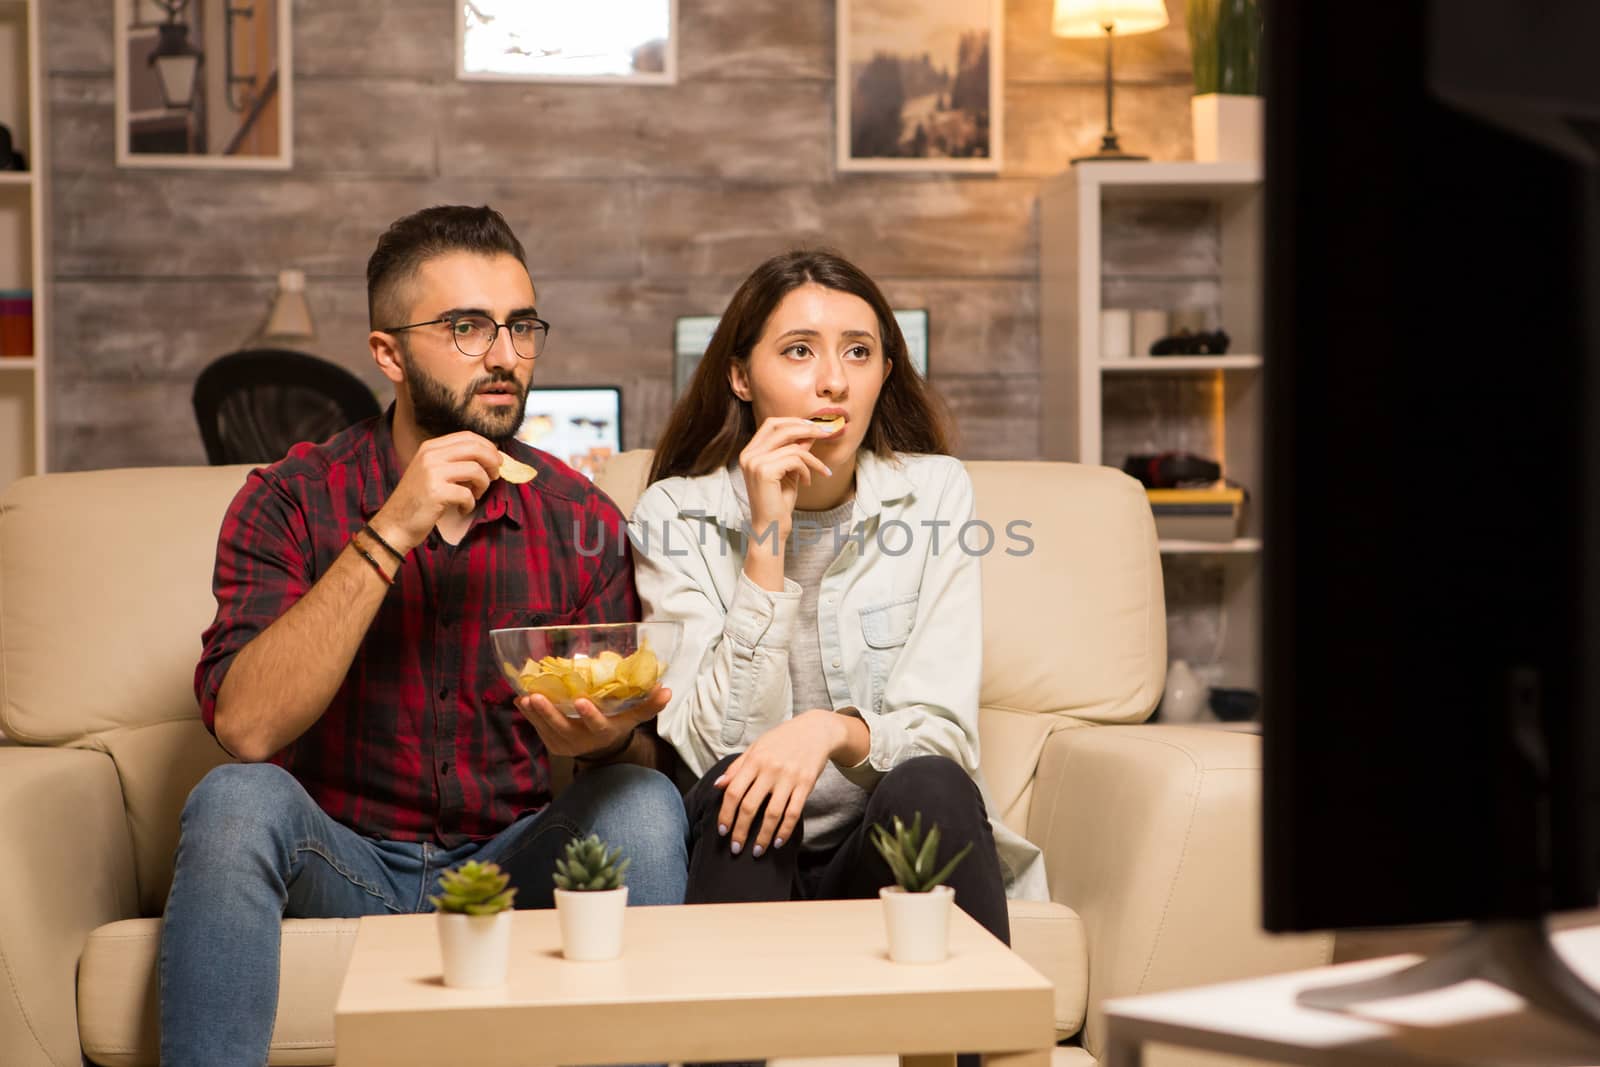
left=683, top=753, right=1011, bottom=946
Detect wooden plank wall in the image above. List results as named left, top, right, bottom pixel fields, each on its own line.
left=43, top=0, right=1201, bottom=471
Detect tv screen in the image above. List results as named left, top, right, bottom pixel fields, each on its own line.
left=514, top=386, right=622, bottom=481
left=1261, top=1, right=1600, bottom=933
left=674, top=309, right=930, bottom=397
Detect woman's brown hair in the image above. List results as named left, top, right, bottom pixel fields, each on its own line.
left=649, top=249, right=953, bottom=484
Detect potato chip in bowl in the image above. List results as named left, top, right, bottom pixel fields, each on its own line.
left=491, top=622, right=680, bottom=717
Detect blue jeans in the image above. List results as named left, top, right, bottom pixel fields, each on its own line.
left=159, top=762, right=688, bottom=1066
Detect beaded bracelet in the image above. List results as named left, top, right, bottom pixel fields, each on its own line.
left=361, top=523, right=406, bottom=564
left=351, top=535, right=395, bottom=586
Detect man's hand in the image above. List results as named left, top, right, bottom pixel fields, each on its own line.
left=369, top=431, right=502, bottom=554
left=514, top=685, right=671, bottom=760
left=715, top=709, right=850, bottom=857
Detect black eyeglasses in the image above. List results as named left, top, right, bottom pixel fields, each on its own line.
left=383, top=313, right=551, bottom=359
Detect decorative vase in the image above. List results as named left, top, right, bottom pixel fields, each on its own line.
left=1162, top=658, right=1208, bottom=724
left=1191, top=93, right=1263, bottom=163
left=436, top=910, right=512, bottom=988
left=880, top=885, right=955, bottom=964
left=554, top=886, right=628, bottom=961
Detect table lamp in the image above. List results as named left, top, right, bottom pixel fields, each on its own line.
left=237, top=268, right=316, bottom=351
left=1053, top=0, right=1170, bottom=162
left=256, top=269, right=315, bottom=347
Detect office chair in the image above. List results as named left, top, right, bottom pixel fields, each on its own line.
left=192, top=348, right=382, bottom=465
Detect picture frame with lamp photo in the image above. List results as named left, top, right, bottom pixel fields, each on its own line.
left=115, top=0, right=293, bottom=169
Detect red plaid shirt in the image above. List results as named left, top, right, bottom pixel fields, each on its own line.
left=195, top=412, right=639, bottom=845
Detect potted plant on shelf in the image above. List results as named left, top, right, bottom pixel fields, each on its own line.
left=552, top=834, right=630, bottom=961
left=871, top=813, right=973, bottom=964
left=1187, top=0, right=1262, bottom=162
left=430, top=860, right=517, bottom=988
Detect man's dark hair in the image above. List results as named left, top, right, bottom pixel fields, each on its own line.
left=366, top=205, right=528, bottom=330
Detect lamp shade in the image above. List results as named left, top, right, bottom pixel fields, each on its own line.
left=148, top=22, right=202, bottom=110
left=1053, top=0, right=1169, bottom=37
left=262, top=270, right=315, bottom=341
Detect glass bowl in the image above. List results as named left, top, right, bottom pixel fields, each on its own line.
left=491, top=621, right=681, bottom=718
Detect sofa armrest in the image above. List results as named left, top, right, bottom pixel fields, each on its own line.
left=1025, top=724, right=1333, bottom=1059
left=0, top=746, right=138, bottom=1067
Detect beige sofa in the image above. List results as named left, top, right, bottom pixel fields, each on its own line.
left=0, top=453, right=1330, bottom=1067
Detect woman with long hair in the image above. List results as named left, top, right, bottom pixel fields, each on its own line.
left=631, top=249, right=1045, bottom=940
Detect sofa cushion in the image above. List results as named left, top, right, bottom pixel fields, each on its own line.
left=1008, top=899, right=1090, bottom=1039
left=0, top=745, right=138, bottom=1067
left=1028, top=725, right=1334, bottom=1059
left=969, top=461, right=1164, bottom=725
left=971, top=461, right=1164, bottom=822
left=0, top=465, right=254, bottom=744
left=593, top=447, right=653, bottom=517
left=979, top=705, right=1092, bottom=836
left=78, top=917, right=359, bottom=1067
left=85, top=720, right=232, bottom=916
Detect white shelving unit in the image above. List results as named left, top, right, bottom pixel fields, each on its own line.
left=1041, top=161, right=1264, bottom=689
left=0, top=0, right=47, bottom=491
left=1101, top=354, right=1261, bottom=372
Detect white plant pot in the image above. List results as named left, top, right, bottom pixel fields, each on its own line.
left=1191, top=93, right=1263, bottom=163
left=880, top=885, right=955, bottom=964
left=554, top=886, right=628, bottom=961
left=436, top=910, right=512, bottom=988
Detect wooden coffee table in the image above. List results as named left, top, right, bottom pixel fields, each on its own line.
left=335, top=898, right=1055, bottom=1067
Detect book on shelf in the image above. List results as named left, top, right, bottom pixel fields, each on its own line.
left=1146, top=485, right=1244, bottom=542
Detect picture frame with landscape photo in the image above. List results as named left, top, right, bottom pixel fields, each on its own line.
left=836, top=0, right=1003, bottom=172
left=457, top=0, right=677, bottom=85
left=115, top=0, right=293, bottom=169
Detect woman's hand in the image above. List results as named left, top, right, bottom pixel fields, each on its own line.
left=716, top=709, right=849, bottom=856
left=738, top=417, right=836, bottom=540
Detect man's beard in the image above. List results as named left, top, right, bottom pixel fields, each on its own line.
left=400, top=344, right=529, bottom=443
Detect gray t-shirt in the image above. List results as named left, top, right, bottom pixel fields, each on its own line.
left=785, top=501, right=869, bottom=851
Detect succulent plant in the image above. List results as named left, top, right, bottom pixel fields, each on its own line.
left=553, top=834, right=630, bottom=892
left=429, top=860, right=517, bottom=915
left=870, top=812, right=973, bottom=893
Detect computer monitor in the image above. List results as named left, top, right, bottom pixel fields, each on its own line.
left=673, top=309, right=930, bottom=397
left=514, top=386, right=622, bottom=481
left=1261, top=0, right=1600, bottom=1025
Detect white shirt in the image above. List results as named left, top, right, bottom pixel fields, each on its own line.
left=630, top=450, right=1047, bottom=899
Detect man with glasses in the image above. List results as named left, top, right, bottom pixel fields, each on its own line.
left=161, top=205, right=688, bottom=1066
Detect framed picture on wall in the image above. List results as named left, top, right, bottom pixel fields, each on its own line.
left=115, top=0, right=293, bottom=169
left=673, top=310, right=931, bottom=399
left=836, top=0, right=1003, bottom=172
left=672, top=315, right=720, bottom=397
left=458, top=0, right=678, bottom=85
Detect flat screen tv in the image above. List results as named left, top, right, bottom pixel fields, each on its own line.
left=1261, top=0, right=1600, bottom=1021
left=514, top=386, right=622, bottom=481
